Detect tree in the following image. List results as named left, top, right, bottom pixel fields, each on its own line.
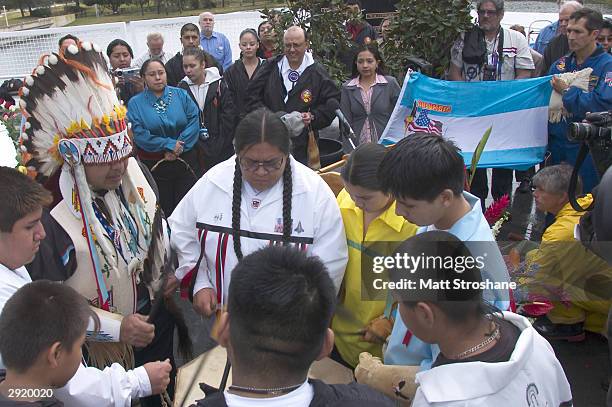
left=382, top=0, right=473, bottom=79
left=132, top=0, right=148, bottom=15
left=0, top=0, right=36, bottom=17
left=82, top=0, right=125, bottom=14
left=260, top=0, right=354, bottom=86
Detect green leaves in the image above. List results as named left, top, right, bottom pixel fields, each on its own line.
left=382, top=0, right=472, bottom=79
left=260, top=0, right=355, bottom=86
left=468, top=126, right=492, bottom=188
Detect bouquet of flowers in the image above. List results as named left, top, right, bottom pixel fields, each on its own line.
left=0, top=99, right=24, bottom=169
left=484, top=194, right=510, bottom=238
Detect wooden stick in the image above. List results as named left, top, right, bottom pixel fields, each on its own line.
left=317, top=155, right=349, bottom=174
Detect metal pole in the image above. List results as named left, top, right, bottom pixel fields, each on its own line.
left=3, top=6, right=8, bottom=28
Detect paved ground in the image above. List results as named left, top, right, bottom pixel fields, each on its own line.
left=174, top=170, right=611, bottom=406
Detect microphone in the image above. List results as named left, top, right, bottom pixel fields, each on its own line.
left=328, top=100, right=356, bottom=149
left=335, top=109, right=355, bottom=137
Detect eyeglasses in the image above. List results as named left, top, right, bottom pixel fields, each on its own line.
left=239, top=156, right=284, bottom=173
left=477, top=9, right=499, bottom=17
left=284, top=42, right=306, bottom=51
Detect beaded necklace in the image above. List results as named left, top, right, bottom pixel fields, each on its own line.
left=149, top=88, right=173, bottom=114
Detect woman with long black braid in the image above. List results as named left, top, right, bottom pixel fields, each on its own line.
left=169, top=108, right=348, bottom=317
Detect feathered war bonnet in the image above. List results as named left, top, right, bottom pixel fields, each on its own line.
left=18, top=42, right=145, bottom=311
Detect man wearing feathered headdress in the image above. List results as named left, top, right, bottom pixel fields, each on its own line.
left=19, top=41, right=188, bottom=407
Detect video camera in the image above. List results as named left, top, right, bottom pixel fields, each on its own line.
left=568, top=111, right=612, bottom=143
left=567, top=111, right=612, bottom=211
left=112, top=67, right=140, bottom=79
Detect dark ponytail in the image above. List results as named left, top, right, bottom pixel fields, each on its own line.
left=341, top=142, right=387, bottom=191
left=231, top=108, right=293, bottom=258
left=232, top=157, right=244, bottom=260
left=281, top=162, right=293, bottom=245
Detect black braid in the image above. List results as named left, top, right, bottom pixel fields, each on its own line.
left=232, top=157, right=244, bottom=260
left=281, top=161, right=293, bottom=246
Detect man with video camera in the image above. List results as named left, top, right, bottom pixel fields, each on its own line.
left=449, top=0, right=535, bottom=210
left=548, top=8, right=612, bottom=193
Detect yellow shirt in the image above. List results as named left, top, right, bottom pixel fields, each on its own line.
left=331, top=189, right=418, bottom=368
left=542, top=194, right=593, bottom=242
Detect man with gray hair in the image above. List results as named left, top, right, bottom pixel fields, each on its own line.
left=539, top=1, right=584, bottom=75
left=531, top=164, right=582, bottom=216
left=134, top=32, right=168, bottom=68
left=528, top=164, right=611, bottom=343
left=534, top=0, right=584, bottom=54
left=449, top=0, right=535, bottom=210
left=199, top=11, right=232, bottom=71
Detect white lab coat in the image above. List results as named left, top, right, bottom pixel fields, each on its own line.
left=169, top=155, right=348, bottom=303
left=412, top=312, right=573, bottom=407
left=0, top=263, right=151, bottom=406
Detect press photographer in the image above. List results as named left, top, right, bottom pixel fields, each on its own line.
left=107, top=39, right=145, bottom=105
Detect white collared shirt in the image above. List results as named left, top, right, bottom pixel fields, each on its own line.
left=0, top=264, right=153, bottom=405
left=133, top=50, right=168, bottom=68
left=277, top=52, right=315, bottom=102
left=224, top=381, right=313, bottom=407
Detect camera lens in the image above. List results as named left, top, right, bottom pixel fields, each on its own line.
left=568, top=122, right=592, bottom=141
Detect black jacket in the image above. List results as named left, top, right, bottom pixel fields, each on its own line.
left=224, top=58, right=265, bottom=122
left=245, top=54, right=340, bottom=164
left=196, top=379, right=395, bottom=407
left=541, top=34, right=569, bottom=76
left=165, top=52, right=186, bottom=87
left=178, top=75, right=236, bottom=171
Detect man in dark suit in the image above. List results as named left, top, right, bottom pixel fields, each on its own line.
left=246, top=26, right=340, bottom=166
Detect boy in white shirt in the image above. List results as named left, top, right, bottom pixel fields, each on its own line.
left=0, top=167, right=171, bottom=407
left=388, top=230, right=573, bottom=406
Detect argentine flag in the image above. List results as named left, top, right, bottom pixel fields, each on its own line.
left=380, top=72, right=552, bottom=170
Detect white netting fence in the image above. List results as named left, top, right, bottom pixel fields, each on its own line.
left=0, top=23, right=128, bottom=81
left=127, top=11, right=263, bottom=61
left=0, top=10, right=265, bottom=82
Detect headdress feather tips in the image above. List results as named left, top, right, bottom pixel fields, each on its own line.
left=20, top=41, right=131, bottom=180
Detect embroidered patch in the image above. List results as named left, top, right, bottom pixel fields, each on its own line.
left=301, top=89, right=313, bottom=104
left=606, top=72, right=612, bottom=87
left=588, top=75, right=600, bottom=92
left=274, top=218, right=283, bottom=233
left=556, top=57, right=566, bottom=72
left=252, top=198, right=261, bottom=209
left=294, top=221, right=304, bottom=234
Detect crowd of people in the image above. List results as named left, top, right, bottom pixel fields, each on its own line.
left=0, top=0, right=611, bottom=406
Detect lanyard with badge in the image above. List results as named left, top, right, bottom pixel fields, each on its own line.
left=483, top=28, right=504, bottom=81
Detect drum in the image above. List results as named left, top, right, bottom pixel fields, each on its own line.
left=319, top=138, right=344, bottom=168
left=174, top=346, right=354, bottom=407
